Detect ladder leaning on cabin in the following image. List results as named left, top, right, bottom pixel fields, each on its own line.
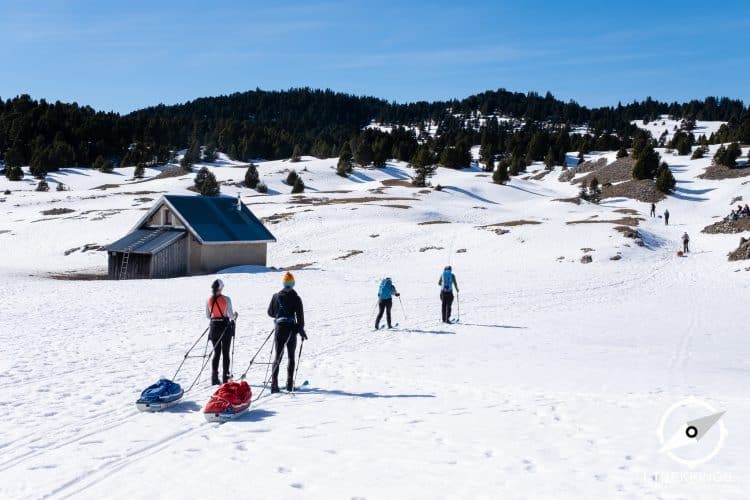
left=118, top=228, right=168, bottom=280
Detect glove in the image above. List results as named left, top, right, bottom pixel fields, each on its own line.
left=299, top=328, right=308, bottom=341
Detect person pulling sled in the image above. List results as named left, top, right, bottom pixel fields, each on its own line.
left=206, top=279, right=237, bottom=385
left=375, top=277, right=400, bottom=330
left=682, top=232, right=690, bottom=253
left=268, top=272, right=306, bottom=393
left=439, top=266, right=459, bottom=323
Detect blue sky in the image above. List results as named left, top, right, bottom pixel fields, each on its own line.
left=1, top=0, right=749, bottom=113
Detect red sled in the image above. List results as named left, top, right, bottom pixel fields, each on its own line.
left=204, top=381, right=252, bottom=422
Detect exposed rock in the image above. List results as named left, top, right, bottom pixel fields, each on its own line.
left=610, top=255, right=622, bottom=261
left=580, top=255, right=593, bottom=264
left=728, top=237, right=750, bottom=261
left=702, top=218, right=750, bottom=235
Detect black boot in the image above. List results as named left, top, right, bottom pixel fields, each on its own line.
left=211, top=372, right=221, bottom=385
left=286, top=377, right=294, bottom=392
left=271, top=375, right=280, bottom=393
left=222, top=372, right=230, bottom=384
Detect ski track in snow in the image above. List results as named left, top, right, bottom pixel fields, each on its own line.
left=1, top=154, right=750, bottom=498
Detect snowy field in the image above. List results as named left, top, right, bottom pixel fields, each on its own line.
left=1, top=149, right=749, bottom=499
left=632, top=114, right=726, bottom=142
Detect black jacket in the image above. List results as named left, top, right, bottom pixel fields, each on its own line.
left=268, top=288, right=305, bottom=329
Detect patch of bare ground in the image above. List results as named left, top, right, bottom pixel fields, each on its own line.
left=381, top=204, right=412, bottom=209
left=456, top=248, right=467, bottom=253
left=132, top=166, right=188, bottom=183
left=531, top=170, right=552, bottom=180
left=64, top=243, right=105, bottom=256
left=291, top=249, right=311, bottom=254
left=49, top=272, right=109, bottom=281
left=262, top=212, right=295, bottom=224
left=552, top=197, right=581, bottom=205
left=122, top=191, right=163, bottom=196
left=581, top=248, right=595, bottom=253
left=419, top=246, right=444, bottom=252
left=335, top=250, right=363, bottom=260
left=614, top=208, right=640, bottom=215
left=382, top=179, right=417, bottom=188
left=475, top=174, right=490, bottom=178
left=369, top=234, right=379, bottom=238
left=417, top=220, right=451, bottom=225
left=41, top=208, right=75, bottom=216
left=699, top=163, right=750, bottom=180
left=92, top=183, right=121, bottom=190
left=481, top=219, right=541, bottom=227
left=418, top=189, right=432, bottom=194
left=573, top=157, right=634, bottom=186
left=290, top=196, right=416, bottom=206
left=567, top=216, right=643, bottom=226
left=0, top=230, right=10, bottom=235
left=278, top=262, right=316, bottom=271
left=601, top=179, right=665, bottom=203
left=134, top=197, right=154, bottom=203
left=702, top=218, right=750, bottom=234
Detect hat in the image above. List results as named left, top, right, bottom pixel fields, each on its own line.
left=282, top=272, right=295, bottom=287
left=444, top=265, right=452, bottom=271
left=211, top=278, right=224, bottom=292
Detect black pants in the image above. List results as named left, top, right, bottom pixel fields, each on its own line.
left=210, top=320, right=233, bottom=377
left=683, top=241, right=689, bottom=253
left=272, top=323, right=297, bottom=385
left=440, top=290, right=454, bottom=322
left=665, top=217, right=669, bottom=225
left=375, top=298, right=393, bottom=328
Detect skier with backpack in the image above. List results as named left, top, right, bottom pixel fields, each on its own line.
left=438, top=266, right=459, bottom=323
left=682, top=232, right=690, bottom=253
left=375, top=277, right=400, bottom=330
left=267, top=272, right=306, bottom=393
left=206, top=279, right=238, bottom=385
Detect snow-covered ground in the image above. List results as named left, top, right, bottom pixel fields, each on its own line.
left=1, top=149, right=749, bottom=499
left=632, top=114, right=726, bottom=142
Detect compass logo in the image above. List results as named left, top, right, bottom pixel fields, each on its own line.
left=657, top=397, right=728, bottom=468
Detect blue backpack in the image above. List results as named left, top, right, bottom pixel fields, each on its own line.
left=378, top=278, right=393, bottom=300
left=442, top=271, right=453, bottom=291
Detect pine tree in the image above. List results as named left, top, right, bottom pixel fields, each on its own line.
left=410, top=145, right=435, bottom=187
left=202, top=146, right=217, bottom=163
left=35, top=179, right=49, bottom=192
left=493, top=160, right=509, bottom=185
left=616, top=146, right=628, bottom=158
left=291, top=176, right=305, bottom=194
left=355, top=141, right=373, bottom=166
left=134, top=162, right=146, bottom=178
left=4, top=146, right=24, bottom=168
left=256, top=182, right=268, bottom=193
left=290, top=145, right=302, bottom=163
left=244, top=163, right=259, bottom=188
left=691, top=146, right=706, bottom=160
left=286, top=170, right=299, bottom=185
left=655, top=163, right=676, bottom=193
left=181, top=142, right=200, bottom=172
left=543, top=147, right=555, bottom=170
left=577, top=150, right=585, bottom=165
left=337, top=143, right=353, bottom=176
left=194, top=167, right=220, bottom=196
left=485, top=156, right=495, bottom=174
left=5, top=165, right=23, bottom=180
left=632, top=144, right=660, bottom=180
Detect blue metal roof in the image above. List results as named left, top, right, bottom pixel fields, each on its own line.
left=107, top=228, right=186, bottom=254
left=163, top=194, right=275, bottom=243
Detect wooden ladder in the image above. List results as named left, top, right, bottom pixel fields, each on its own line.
left=118, top=228, right=166, bottom=280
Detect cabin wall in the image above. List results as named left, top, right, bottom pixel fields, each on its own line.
left=144, top=205, right=184, bottom=228
left=150, top=237, right=188, bottom=278
left=191, top=242, right=267, bottom=274
left=108, top=252, right=151, bottom=279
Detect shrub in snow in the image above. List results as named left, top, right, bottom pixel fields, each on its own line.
left=194, top=167, right=220, bottom=196
left=244, top=163, right=259, bottom=188
left=36, top=180, right=49, bottom=192
left=56, top=183, right=66, bottom=192
left=134, top=162, right=146, bottom=179
left=256, top=182, right=268, bottom=193
left=291, top=177, right=305, bottom=194
left=4, top=165, right=23, bottom=181
left=286, top=170, right=299, bottom=185
left=434, top=184, right=443, bottom=191
left=656, top=163, right=676, bottom=193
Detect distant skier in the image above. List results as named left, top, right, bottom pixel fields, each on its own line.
left=664, top=209, right=670, bottom=226
left=206, top=279, right=237, bottom=385
left=375, top=277, right=400, bottom=330
left=438, top=266, right=460, bottom=323
left=650, top=203, right=656, bottom=217
left=267, top=272, right=306, bottom=393
left=682, top=232, right=690, bottom=253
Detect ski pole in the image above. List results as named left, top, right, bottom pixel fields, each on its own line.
left=457, top=292, right=460, bottom=322
left=398, top=296, right=407, bottom=321
left=240, top=328, right=275, bottom=380
left=292, top=339, right=304, bottom=393
left=171, top=326, right=209, bottom=381
left=229, top=320, right=236, bottom=379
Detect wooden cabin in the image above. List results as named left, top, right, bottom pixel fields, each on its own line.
left=106, top=194, right=276, bottom=279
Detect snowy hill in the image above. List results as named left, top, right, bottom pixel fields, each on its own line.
left=1, top=149, right=749, bottom=499
left=632, top=114, right=726, bottom=142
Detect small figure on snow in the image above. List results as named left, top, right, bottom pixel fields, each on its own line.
left=439, top=266, right=460, bottom=323
left=664, top=209, right=670, bottom=226
left=682, top=232, right=690, bottom=253
left=650, top=202, right=656, bottom=218
left=267, top=272, right=306, bottom=393
left=206, top=279, right=237, bottom=385
left=375, top=277, right=400, bottom=330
